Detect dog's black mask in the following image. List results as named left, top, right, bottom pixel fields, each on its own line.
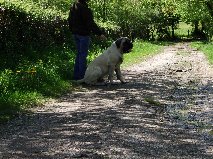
left=115, top=37, right=133, bottom=53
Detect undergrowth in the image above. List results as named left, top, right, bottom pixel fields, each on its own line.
left=0, top=39, right=163, bottom=123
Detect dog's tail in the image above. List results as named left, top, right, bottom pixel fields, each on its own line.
left=76, top=78, right=85, bottom=84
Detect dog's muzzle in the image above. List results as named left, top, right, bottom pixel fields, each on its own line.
left=123, top=42, right=133, bottom=53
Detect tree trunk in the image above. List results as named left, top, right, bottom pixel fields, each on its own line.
left=103, top=0, right=107, bottom=22
left=194, top=21, right=199, bottom=33
left=206, top=1, right=213, bottom=17
left=171, top=22, right=175, bottom=39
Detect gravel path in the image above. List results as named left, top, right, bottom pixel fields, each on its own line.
left=0, top=42, right=212, bottom=159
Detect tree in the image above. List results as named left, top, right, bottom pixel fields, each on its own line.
left=176, top=0, right=213, bottom=41
left=206, top=0, right=213, bottom=17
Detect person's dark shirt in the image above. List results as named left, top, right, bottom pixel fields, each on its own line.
left=68, top=0, right=103, bottom=36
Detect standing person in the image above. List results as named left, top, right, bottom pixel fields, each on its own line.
left=68, top=0, right=106, bottom=80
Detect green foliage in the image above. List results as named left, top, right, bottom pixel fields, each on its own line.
left=0, top=59, right=69, bottom=103
left=0, top=47, right=74, bottom=93
left=0, top=0, right=72, bottom=56
left=176, top=0, right=213, bottom=40
left=1, top=0, right=69, bottom=19
left=90, top=0, right=180, bottom=40
left=1, top=0, right=212, bottom=44
left=0, top=45, right=74, bottom=122
left=0, top=90, right=43, bottom=123
left=0, top=70, right=12, bottom=94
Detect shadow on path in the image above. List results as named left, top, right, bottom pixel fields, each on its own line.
left=0, top=43, right=213, bottom=158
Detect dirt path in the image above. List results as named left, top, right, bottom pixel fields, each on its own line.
left=0, top=42, right=213, bottom=159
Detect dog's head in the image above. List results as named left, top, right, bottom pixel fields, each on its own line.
left=115, top=37, right=133, bottom=53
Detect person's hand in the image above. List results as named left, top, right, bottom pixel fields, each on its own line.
left=99, top=34, right=107, bottom=41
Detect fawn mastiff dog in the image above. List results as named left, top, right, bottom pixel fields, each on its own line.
left=77, top=37, right=133, bottom=85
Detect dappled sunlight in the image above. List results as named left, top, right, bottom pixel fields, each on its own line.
left=0, top=43, right=213, bottom=158
left=0, top=0, right=212, bottom=157
left=1, top=70, right=212, bottom=158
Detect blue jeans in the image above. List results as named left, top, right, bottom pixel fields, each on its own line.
left=73, top=34, right=90, bottom=80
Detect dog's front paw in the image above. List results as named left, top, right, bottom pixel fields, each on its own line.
left=107, top=81, right=115, bottom=87
left=107, top=83, right=112, bottom=88
left=121, top=80, right=128, bottom=84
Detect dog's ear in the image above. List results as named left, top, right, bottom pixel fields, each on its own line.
left=115, top=37, right=124, bottom=48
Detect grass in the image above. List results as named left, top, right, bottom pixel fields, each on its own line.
left=175, top=22, right=193, bottom=38
left=144, top=97, right=163, bottom=107
left=191, top=41, right=213, bottom=64
left=122, top=40, right=164, bottom=68
left=0, top=45, right=74, bottom=123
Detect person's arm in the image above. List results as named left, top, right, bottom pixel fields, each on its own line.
left=87, top=9, right=107, bottom=40
left=83, top=7, right=103, bottom=35
left=67, top=6, right=73, bottom=31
